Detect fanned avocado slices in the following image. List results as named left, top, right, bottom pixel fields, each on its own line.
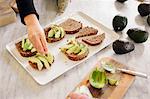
left=28, top=57, right=43, bottom=71
left=28, top=53, right=54, bottom=71
left=21, top=38, right=35, bottom=52
left=48, top=25, right=65, bottom=39
left=89, top=68, right=107, bottom=89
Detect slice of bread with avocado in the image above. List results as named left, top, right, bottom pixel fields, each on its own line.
left=60, top=38, right=89, bottom=61
left=44, top=25, right=66, bottom=43
left=59, top=18, right=82, bottom=34
left=82, top=33, right=105, bottom=46
left=15, top=38, right=37, bottom=57
left=28, top=53, right=54, bottom=71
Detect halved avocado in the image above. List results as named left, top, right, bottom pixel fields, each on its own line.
left=89, top=68, right=107, bottom=89
left=38, top=56, right=50, bottom=70
left=78, top=46, right=88, bottom=55
left=127, top=28, right=149, bottom=43
left=48, top=30, right=55, bottom=38
left=28, top=57, right=43, bottom=71
left=45, top=53, right=54, bottom=64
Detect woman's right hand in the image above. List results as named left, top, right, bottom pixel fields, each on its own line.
left=25, top=14, right=48, bottom=54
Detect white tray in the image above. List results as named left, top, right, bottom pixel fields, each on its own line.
left=6, top=12, right=119, bottom=85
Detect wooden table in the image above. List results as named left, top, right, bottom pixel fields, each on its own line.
left=0, top=0, right=150, bottom=99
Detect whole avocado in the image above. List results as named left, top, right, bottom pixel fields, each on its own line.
left=127, top=28, right=149, bottom=43
left=116, top=0, right=127, bottom=3
left=113, top=40, right=135, bottom=54
left=147, top=15, right=150, bottom=26
left=138, top=3, right=150, bottom=16
left=113, top=15, right=128, bottom=32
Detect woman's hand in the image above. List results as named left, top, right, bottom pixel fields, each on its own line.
left=24, top=14, right=48, bottom=54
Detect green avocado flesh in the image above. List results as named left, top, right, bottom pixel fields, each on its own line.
left=60, top=38, right=88, bottom=55
left=48, top=25, right=65, bottom=38
left=21, top=38, right=35, bottom=51
left=28, top=53, right=54, bottom=70
left=89, top=68, right=107, bottom=89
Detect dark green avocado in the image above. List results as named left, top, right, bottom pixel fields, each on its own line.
left=147, top=15, right=150, bottom=26
left=138, top=3, right=150, bottom=16
left=127, top=28, right=149, bottom=43
left=113, top=40, right=135, bottom=54
left=116, top=0, right=127, bottom=3
left=112, top=15, right=128, bottom=32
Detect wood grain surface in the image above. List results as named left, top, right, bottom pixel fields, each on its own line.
left=0, top=0, right=150, bottom=99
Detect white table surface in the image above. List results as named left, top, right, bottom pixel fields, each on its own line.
left=0, top=0, right=150, bottom=99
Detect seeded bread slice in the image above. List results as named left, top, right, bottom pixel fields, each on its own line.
left=59, top=18, right=82, bottom=34
left=82, top=33, right=105, bottom=46
left=75, top=27, right=98, bottom=38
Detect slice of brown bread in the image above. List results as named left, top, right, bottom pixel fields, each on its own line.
left=75, top=27, right=98, bottom=38
left=15, top=41, right=37, bottom=57
left=82, top=33, right=105, bottom=46
left=59, top=18, right=82, bottom=34
left=64, top=48, right=89, bottom=61
left=44, top=26, right=65, bottom=43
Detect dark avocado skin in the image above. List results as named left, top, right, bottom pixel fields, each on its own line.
left=138, top=3, right=150, bottom=16
left=113, top=15, right=128, bottom=32
left=117, top=0, right=127, bottom=3
left=113, top=40, right=135, bottom=54
left=147, top=15, right=150, bottom=26
left=127, top=28, right=149, bottom=43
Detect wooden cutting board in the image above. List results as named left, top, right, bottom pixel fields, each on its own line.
left=0, top=0, right=16, bottom=26
left=67, top=57, right=135, bottom=99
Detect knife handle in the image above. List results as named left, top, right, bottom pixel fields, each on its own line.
left=118, top=68, right=148, bottom=79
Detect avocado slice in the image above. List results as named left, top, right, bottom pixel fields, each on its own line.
left=60, top=44, right=74, bottom=52
left=27, top=43, right=33, bottom=50
left=31, top=48, right=36, bottom=52
left=21, top=38, right=25, bottom=48
left=60, top=27, right=65, bottom=38
left=28, top=57, right=43, bottom=71
left=48, top=30, right=55, bottom=38
left=73, top=45, right=81, bottom=54
left=55, top=31, right=61, bottom=38
left=77, top=46, right=88, bottom=55
left=45, top=53, right=54, bottom=64
left=38, top=56, right=50, bottom=70
left=66, top=45, right=78, bottom=54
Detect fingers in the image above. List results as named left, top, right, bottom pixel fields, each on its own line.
left=39, top=34, right=48, bottom=53
left=30, top=34, right=45, bottom=54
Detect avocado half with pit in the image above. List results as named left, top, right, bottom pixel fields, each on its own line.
left=28, top=53, right=54, bottom=71
left=45, top=25, right=66, bottom=43
left=15, top=38, right=37, bottom=57
left=127, top=28, right=149, bottom=43
left=60, top=38, right=89, bottom=61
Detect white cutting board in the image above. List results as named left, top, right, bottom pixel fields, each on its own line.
left=6, top=12, right=119, bottom=85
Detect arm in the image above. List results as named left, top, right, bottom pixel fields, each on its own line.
left=16, top=0, right=48, bottom=54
